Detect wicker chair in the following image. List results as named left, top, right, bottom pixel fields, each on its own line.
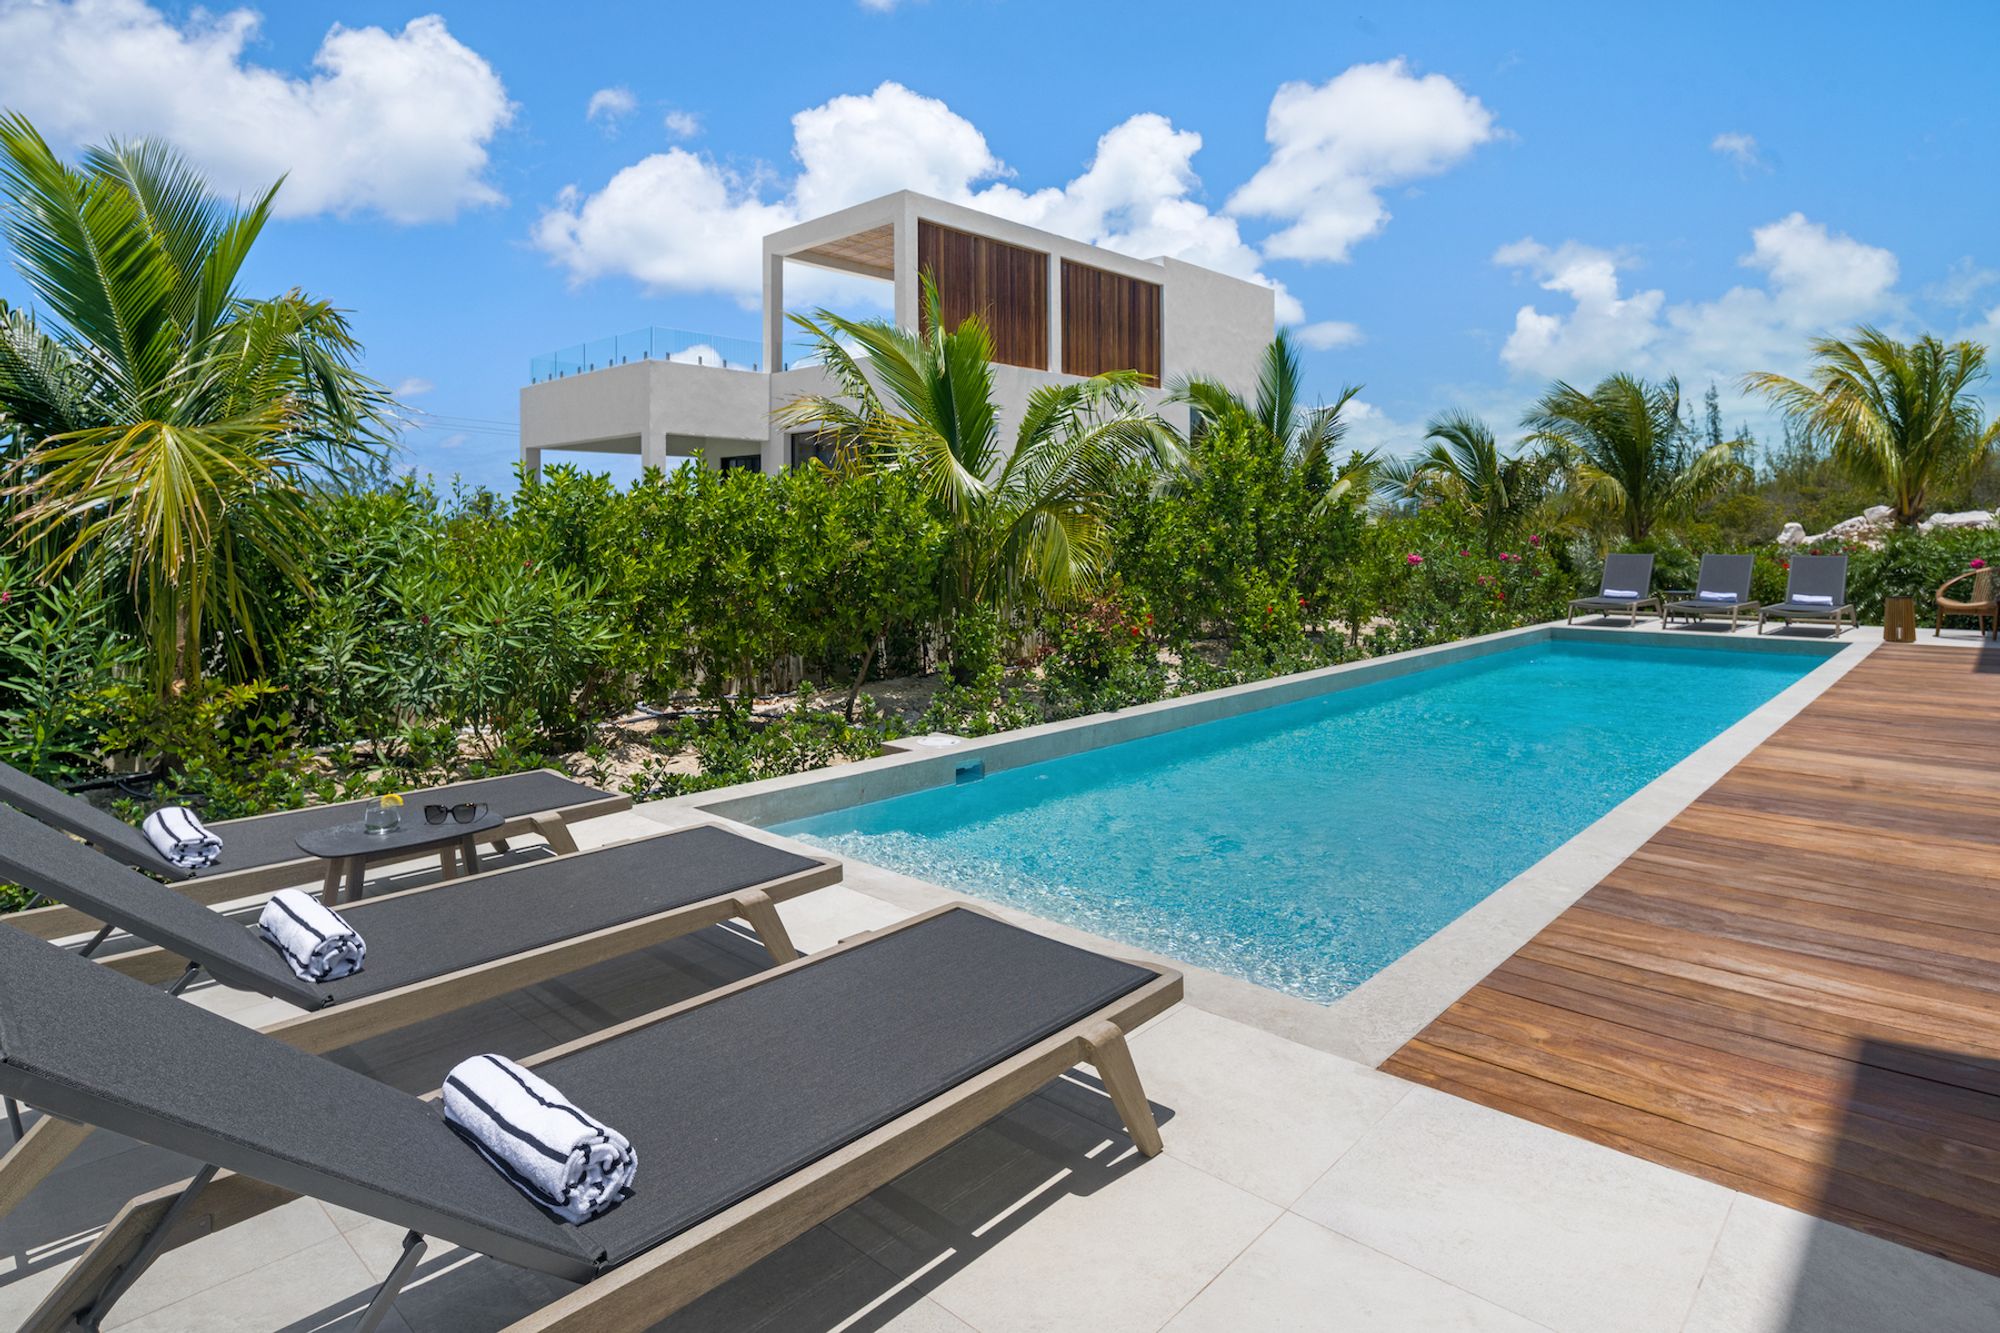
left=1935, top=567, right=1998, bottom=638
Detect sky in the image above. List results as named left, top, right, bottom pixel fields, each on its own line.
left=2, top=0, right=1998, bottom=492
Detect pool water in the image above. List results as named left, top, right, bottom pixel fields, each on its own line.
left=774, top=639, right=1828, bottom=1002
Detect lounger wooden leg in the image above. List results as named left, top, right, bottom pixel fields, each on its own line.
left=460, top=834, right=481, bottom=876
left=19, top=1171, right=296, bottom=1333
left=1080, top=1021, right=1163, bottom=1157
left=528, top=812, right=580, bottom=855
left=320, top=858, right=343, bottom=908
left=439, top=844, right=459, bottom=880
left=733, top=889, right=799, bottom=964
left=0, top=1113, right=94, bottom=1220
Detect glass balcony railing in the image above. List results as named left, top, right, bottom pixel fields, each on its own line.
left=528, top=327, right=763, bottom=382
left=526, top=327, right=860, bottom=382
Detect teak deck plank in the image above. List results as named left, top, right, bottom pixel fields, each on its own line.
left=1383, top=645, right=2000, bottom=1276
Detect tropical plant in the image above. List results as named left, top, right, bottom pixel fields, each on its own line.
left=0, top=113, right=395, bottom=689
left=778, top=277, right=1179, bottom=672
left=1744, top=328, right=1999, bottom=528
left=1523, top=374, right=1745, bottom=543
left=1376, top=411, right=1557, bottom=556
left=1169, top=327, right=1373, bottom=512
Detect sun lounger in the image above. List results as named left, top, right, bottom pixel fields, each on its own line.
left=3, top=904, right=1181, bottom=1333
left=0, top=761, right=630, bottom=933
left=1567, top=552, right=1661, bottom=624
left=0, top=802, right=839, bottom=1216
left=1757, top=554, right=1854, bottom=635
left=1662, top=554, right=1761, bottom=629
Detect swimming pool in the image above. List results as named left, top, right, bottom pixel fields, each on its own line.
left=773, top=637, right=1833, bottom=1002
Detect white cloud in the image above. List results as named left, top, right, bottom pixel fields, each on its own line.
left=393, top=376, right=435, bottom=398
left=1228, top=59, right=1499, bottom=264
left=0, top=0, right=512, bottom=223
left=1495, top=213, right=1901, bottom=387
left=534, top=81, right=1303, bottom=319
left=586, top=86, right=637, bottom=130
left=663, top=109, right=702, bottom=139
left=1296, top=320, right=1364, bottom=350
left=1927, top=256, right=1999, bottom=309
left=1710, top=131, right=1766, bottom=173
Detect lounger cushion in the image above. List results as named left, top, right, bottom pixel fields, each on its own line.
left=0, top=762, right=186, bottom=879
left=535, top=907, right=1157, bottom=1266
left=0, top=907, right=1158, bottom=1277
left=0, top=804, right=322, bottom=1007
left=0, top=803, right=822, bottom=1009
left=322, top=827, right=821, bottom=999
left=0, top=762, right=613, bottom=879
left=0, top=922, right=594, bottom=1273
left=1764, top=600, right=1850, bottom=616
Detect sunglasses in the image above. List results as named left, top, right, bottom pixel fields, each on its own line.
left=423, top=801, right=489, bottom=825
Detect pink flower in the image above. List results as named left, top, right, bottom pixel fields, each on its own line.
left=1458, top=550, right=1470, bottom=558
left=1498, top=552, right=1517, bottom=562
left=1528, top=534, right=1542, bottom=546
left=1405, top=553, right=1424, bottom=566
left=0, top=591, right=10, bottom=605
left=1974, top=558, right=1989, bottom=569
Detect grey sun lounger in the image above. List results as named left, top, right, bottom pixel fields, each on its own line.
left=1662, top=554, right=1761, bottom=629
left=0, top=801, right=839, bottom=1217
left=1568, top=552, right=1661, bottom=624
left=0, top=761, right=630, bottom=931
left=1757, top=554, right=1854, bottom=635
left=4, top=905, right=1181, bottom=1333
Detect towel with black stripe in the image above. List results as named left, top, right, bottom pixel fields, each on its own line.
left=256, top=888, right=367, bottom=982
left=142, top=804, right=223, bottom=869
left=443, top=1053, right=636, bottom=1224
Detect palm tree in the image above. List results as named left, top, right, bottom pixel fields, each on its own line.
left=1744, top=328, right=1999, bottom=528
left=1523, top=374, right=1743, bottom=543
left=0, top=114, right=394, bottom=689
left=1376, top=411, right=1555, bottom=556
left=1169, top=328, right=1372, bottom=511
left=776, top=277, right=1178, bottom=668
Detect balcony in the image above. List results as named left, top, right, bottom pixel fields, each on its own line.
left=527, top=326, right=850, bottom=383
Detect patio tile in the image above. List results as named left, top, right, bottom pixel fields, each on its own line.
left=1681, top=1194, right=2000, bottom=1333
left=108, top=1233, right=411, bottom=1333
left=1122, top=1006, right=1410, bottom=1206
left=775, top=882, right=914, bottom=954
left=1293, top=1085, right=1731, bottom=1333
left=835, top=1093, right=1278, bottom=1333
left=1162, top=1212, right=1550, bottom=1332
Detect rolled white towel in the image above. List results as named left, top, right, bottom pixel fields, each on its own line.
left=257, top=889, right=367, bottom=982
left=443, top=1054, right=636, bottom=1224
left=141, top=805, right=222, bottom=870
left=1696, top=589, right=1739, bottom=602
left=1601, top=588, right=1641, bottom=599
left=1792, top=593, right=1834, bottom=605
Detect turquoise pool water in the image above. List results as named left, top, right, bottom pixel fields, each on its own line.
left=774, top=639, right=1831, bottom=1002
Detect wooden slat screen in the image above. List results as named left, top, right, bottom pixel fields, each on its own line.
left=1060, top=259, right=1162, bottom=385
left=916, top=221, right=1048, bottom=370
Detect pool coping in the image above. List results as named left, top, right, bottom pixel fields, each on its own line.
left=637, top=620, right=1874, bottom=1065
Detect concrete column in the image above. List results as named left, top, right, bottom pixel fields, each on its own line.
left=639, top=435, right=666, bottom=474
left=762, top=252, right=786, bottom=372
left=1046, top=250, right=1062, bottom=373
left=521, top=446, right=541, bottom=479
left=892, top=198, right=921, bottom=331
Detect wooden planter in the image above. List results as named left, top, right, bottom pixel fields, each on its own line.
left=1883, top=596, right=1917, bottom=643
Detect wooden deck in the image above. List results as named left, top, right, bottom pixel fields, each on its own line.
left=1384, top=644, right=2000, bottom=1275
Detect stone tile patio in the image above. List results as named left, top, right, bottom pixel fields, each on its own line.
left=7, top=683, right=2000, bottom=1330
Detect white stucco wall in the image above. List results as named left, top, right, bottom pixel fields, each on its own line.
left=520, top=359, right=770, bottom=470
left=1160, top=257, right=1275, bottom=398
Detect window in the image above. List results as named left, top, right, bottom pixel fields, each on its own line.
left=720, top=453, right=762, bottom=473
left=789, top=431, right=840, bottom=469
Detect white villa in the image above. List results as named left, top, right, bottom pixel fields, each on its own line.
left=518, top=191, right=1276, bottom=475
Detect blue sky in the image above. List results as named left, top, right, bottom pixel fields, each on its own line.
left=4, top=0, right=1998, bottom=491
